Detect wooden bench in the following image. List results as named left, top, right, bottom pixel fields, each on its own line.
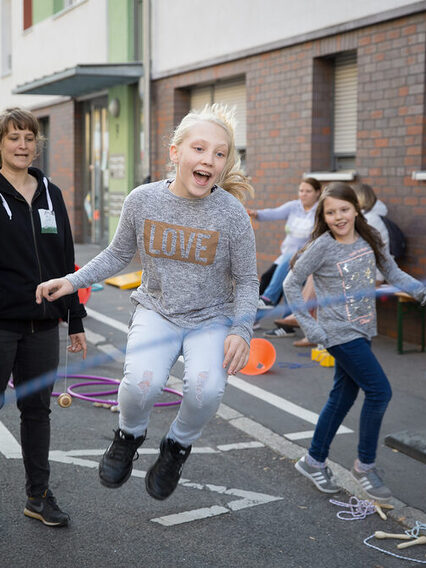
left=395, top=292, right=425, bottom=354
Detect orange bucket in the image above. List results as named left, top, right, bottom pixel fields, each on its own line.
left=75, top=264, right=91, bottom=305
left=240, top=338, right=276, bottom=375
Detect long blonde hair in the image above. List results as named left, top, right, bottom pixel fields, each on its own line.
left=170, top=103, right=254, bottom=203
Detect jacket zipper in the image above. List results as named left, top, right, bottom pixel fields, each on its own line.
left=29, top=203, right=46, bottom=323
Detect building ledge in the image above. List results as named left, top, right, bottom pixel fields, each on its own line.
left=411, top=171, right=426, bottom=181
left=13, top=63, right=143, bottom=97
left=303, top=171, right=357, bottom=182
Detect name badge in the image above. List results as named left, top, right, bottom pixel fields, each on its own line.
left=39, top=209, right=58, bottom=234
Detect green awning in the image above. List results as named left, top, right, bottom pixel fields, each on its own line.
left=13, top=63, right=143, bottom=97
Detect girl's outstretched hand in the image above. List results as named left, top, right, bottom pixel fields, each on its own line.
left=223, top=334, right=250, bottom=375
left=35, top=277, right=74, bottom=303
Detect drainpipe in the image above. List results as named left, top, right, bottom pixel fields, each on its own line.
left=141, top=0, right=151, bottom=182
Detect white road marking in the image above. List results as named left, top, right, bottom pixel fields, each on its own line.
left=84, top=328, right=106, bottom=345
left=285, top=430, right=317, bottom=441
left=152, top=506, right=229, bottom=526
left=0, top=434, right=264, bottom=460
left=86, top=307, right=129, bottom=333
left=0, top=421, right=21, bottom=458
left=97, top=343, right=125, bottom=363
left=151, top=485, right=282, bottom=526
left=83, top=326, right=125, bottom=363
left=217, top=441, right=264, bottom=451
left=0, top=435, right=281, bottom=527
left=227, top=376, right=353, bottom=434
left=56, top=447, right=217, bottom=457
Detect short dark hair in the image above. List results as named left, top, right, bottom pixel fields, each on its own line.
left=303, top=177, right=321, bottom=193
left=0, top=107, right=43, bottom=167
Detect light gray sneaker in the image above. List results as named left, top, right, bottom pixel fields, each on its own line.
left=350, top=466, right=392, bottom=500
left=295, top=456, right=340, bottom=494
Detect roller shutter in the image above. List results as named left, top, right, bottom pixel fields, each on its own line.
left=333, top=53, right=357, bottom=156
left=190, top=81, right=246, bottom=149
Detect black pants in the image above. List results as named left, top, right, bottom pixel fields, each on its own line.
left=0, top=326, right=59, bottom=497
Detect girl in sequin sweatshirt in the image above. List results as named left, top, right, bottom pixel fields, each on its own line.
left=284, top=182, right=425, bottom=499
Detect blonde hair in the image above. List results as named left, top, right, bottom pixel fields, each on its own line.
left=170, top=103, right=254, bottom=203
left=353, top=183, right=377, bottom=212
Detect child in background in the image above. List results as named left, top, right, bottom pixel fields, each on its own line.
left=353, top=183, right=390, bottom=284
left=36, top=104, right=259, bottom=501
left=284, top=182, right=425, bottom=498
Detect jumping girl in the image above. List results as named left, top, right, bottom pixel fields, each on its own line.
left=284, top=182, right=425, bottom=499
left=36, top=104, right=259, bottom=500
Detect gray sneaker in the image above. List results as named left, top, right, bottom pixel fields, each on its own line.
left=295, top=456, right=340, bottom=494
left=351, top=466, right=392, bottom=500
left=264, top=326, right=295, bottom=338
left=258, top=297, right=274, bottom=310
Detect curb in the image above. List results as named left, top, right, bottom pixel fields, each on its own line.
left=217, top=403, right=426, bottom=528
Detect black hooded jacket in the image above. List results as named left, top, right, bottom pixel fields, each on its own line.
left=0, top=167, right=86, bottom=334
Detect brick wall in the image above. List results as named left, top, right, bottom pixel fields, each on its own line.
left=33, top=100, right=85, bottom=242
left=356, top=15, right=426, bottom=281
left=150, top=11, right=426, bottom=344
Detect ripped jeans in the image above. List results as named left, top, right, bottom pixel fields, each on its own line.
left=118, top=305, right=231, bottom=447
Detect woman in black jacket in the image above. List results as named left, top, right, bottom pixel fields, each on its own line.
left=0, top=107, right=86, bottom=527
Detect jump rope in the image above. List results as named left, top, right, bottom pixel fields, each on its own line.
left=329, top=497, right=426, bottom=563
left=3, top=279, right=425, bottom=409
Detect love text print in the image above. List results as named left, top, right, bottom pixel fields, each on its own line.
left=144, top=220, right=219, bottom=266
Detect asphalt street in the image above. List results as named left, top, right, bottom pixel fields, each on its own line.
left=0, top=244, right=425, bottom=568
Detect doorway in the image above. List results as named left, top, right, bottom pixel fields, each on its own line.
left=83, top=98, right=109, bottom=245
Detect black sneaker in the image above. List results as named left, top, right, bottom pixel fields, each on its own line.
left=145, top=437, right=191, bottom=500
left=99, top=428, right=146, bottom=488
left=24, top=489, right=69, bottom=527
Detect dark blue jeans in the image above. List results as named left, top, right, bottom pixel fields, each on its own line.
left=309, top=338, right=392, bottom=464
left=0, top=326, right=59, bottom=497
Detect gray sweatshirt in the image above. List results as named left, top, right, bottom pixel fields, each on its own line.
left=67, top=180, right=259, bottom=344
left=284, top=231, right=425, bottom=348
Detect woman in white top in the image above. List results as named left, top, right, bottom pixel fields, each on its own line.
left=247, top=177, right=321, bottom=309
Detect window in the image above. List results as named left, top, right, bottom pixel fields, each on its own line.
left=311, top=51, right=357, bottom=174
left=53, top=0, right=78, bottom=13
left=1, top=0, right=12, bottom=75
left=190, top=80, right=247, bottom=168
left=333, top=52, right=357, bottom=170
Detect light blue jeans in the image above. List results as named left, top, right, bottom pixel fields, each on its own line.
left=261, top=254, right=292, bottom=305
left=118, top=305, right=231, bottom=447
